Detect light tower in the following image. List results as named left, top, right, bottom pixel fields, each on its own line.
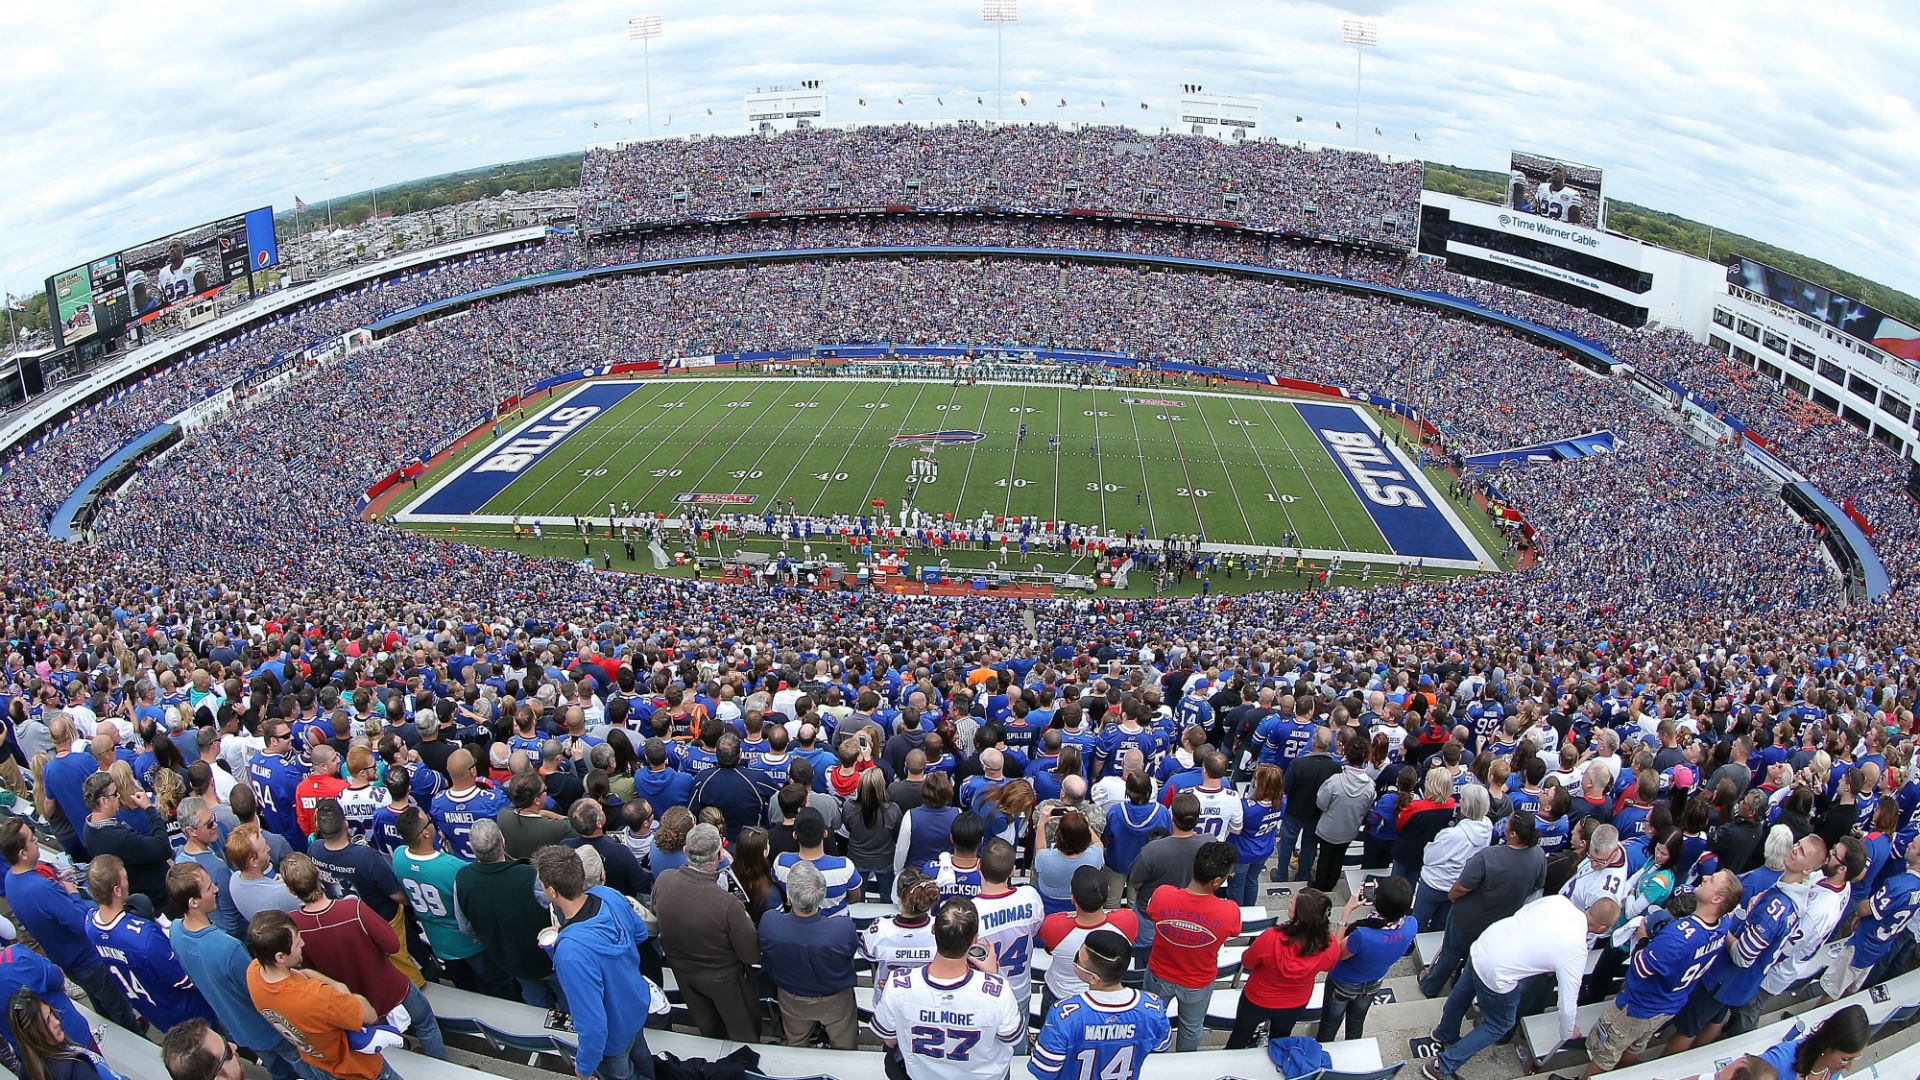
left=629, top=14, right=664, bottom=136
left=1340, top=17, right=1378, bottom=152
left=981, top=0, right=1018, bottom=125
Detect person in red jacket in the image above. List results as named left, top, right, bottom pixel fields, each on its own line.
left=293, top=746, right=348, bottom=840
left=1228, top=888, right=1362, bottom=1048
left=1143, top=842, right=1241, bottom=1053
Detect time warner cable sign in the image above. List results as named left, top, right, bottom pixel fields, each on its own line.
left=1494, top=212, right=1601, bottom=248
left=409, top=383, right=644, bottom=516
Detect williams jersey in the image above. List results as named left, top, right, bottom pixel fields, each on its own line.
left=871, top=967, right=1026, bottom=1080
left=429, top=785, right=508, bottom=861
left=861, top=915, right=937, bottom=1006
left=87, top=911, right=219, bottom=1031
left=247, top=752, right=307, bottom=840
left=973, top=886, right=1045, bottom=1004
left=1618, top=913, right=1727, bottom=1019
left=1029, top=989, right=1171, bottom=1080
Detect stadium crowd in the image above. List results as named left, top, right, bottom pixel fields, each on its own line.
left=0, top=153, right=1913, bottom=1080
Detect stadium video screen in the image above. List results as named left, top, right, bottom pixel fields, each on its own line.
left=44, top=253, right=129, bottom=348
left=1728, top=258, right=1920, bottom=365
left=1507, top=151, right=1604, bottom=230
left=121, top=210, right=264, bottom=324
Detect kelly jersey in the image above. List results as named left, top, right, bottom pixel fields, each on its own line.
left=973, top=886, right=1045, bottom=1003
left=934, top=856, right=985, bottom=901
left=158, top=257, right=207, bottom=302
left=247, top=752, right=306, bottom=838
left=87, top=911, right=219, bottom=1031
left=871, top=967, right=1026, bottom=1080
left=429, top=785, right=508, bottom=861
left=1189, top=785, right=1244, bottom=840
left=1029, top=989, right=1171, bottom=1080
left=862, top=916, right=937, bottom=1005
left=1844, top=870, right=1920, bottom=968
left=392, top=848, right=483, bottom=960
left=1702, top=886, right=1797, bottom=1007
left=368, top=803, right=410, bottom=854
left=1618, top=913, right=1728, bottom=1019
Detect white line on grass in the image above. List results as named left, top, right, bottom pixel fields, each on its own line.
left=806, top=383, right=895, bottom=518
left=497, top=381, right=690, bottom=518
left=854, top=380, right=935, bottom=513
left=1222, top=395, right=1305, bottom=544
left=765, top=381, right=864, bottom=512
left=1121, top=394, right=1159, bottom=537
left=1189, top=398, right=1258, bottom=544
left=678, top=381, right=810, bottom=498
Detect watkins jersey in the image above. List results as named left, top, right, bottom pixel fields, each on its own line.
left=158, top=257, right=207, bottom=302
left=392, top=849, right=483, bottom=960
left=247, top=752, right=306, bottom=839
left=871, top=967, right=1025, bottom=1080
left=1618, top=913, right=1727, bottom=1018
left=1190, top=785, right=1244, bottom=840
left=335, top=784, right=384, bottom=839
left=1844, top=870, right=1920, bottom=968
left=1702, top=886, right=1797, bottom=1007
left=862, top=916, right=937, bottom=1005
left=934, top=856, right=985, bottom=901
left=973, top=886, right=1045, bottom=1004
left=1173, top=698, right=1211, bottom=734
left=429, top=785, right=508, bottom=861
left=1096, top=727, right=1161, bottom=778
left=87, top=911, right=219, bottom=1031
left=1030, top=989, right=1171, bottom=1080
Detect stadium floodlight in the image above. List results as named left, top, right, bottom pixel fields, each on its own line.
left=1340, top=18, right=1378, bottom=151
left=982, top=0, right=1018, bottom=125
left=629, top=14, right=665, bottom=137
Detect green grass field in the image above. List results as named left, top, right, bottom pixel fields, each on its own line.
left=395, top=375, right=1506, bottom=578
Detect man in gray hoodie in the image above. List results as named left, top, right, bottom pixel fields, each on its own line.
left=1311, top=734, right=1376, bottom=892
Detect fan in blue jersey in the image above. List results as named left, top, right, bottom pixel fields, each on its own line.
left=1821, top=843, right=1920, bottom=1000
left=1093, top=716, right=1160, bottom=779
left=1030, top=929, right=1170, bottom=1080
left=1583, top=869, right=1740, bottom=1073
left=84, top=855, right=220, bottom=1033
left=1664, top=879, right=1800, bottom=1054
left=1173, top=681, right=1212, bottom=737
left=247, top=721, right=308, bottom=852
left=367, top=769, right=415, bottom=855
left=1255, top=705, right=1317, bottom=772
left=428, top=750, right=507, bottom=861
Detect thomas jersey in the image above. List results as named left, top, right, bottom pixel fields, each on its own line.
left=247, top=752, right=306, bottom=837
left=429, top=786, right=508, bottom=861
left=88, top=911, right=218, bottom=1031
left=973, top=886, right=1045, bottom=1003
left=1030, top=990, right=1172, bottom=1080
left=861, top=916, right=937, bottom=1005
left=1702, top=887, right=1797, bottom=1007
left=871, top=967, right=1026, bottom=1080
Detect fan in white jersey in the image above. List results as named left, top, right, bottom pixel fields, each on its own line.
left=872, top=898, right=1026, bottom=1080
left=158, top=240, right=213, bottom=302
left=1534, top=166, right=1582, bottom=224
left=972, top=840, right=1045, bottom=1012
left=863, top=869, right=941, bottom=1006
left=1189, top=753, right=1244, bottom=839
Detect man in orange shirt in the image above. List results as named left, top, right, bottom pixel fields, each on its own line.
left=245, top=910, right=396, bottom=1080
left=294, top=746, right=348, bottom=840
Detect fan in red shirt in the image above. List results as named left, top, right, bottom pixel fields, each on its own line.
left=1229, top=888, right=1362, bottom=1048
left=1038, top=865, right=1142, bottom=1017
left=294, top=746, right=349, bottom=838
left=1142, top=841, right=1242, bottom=1053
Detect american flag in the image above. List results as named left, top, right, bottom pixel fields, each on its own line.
left=294, top=195, right=307, bottom=211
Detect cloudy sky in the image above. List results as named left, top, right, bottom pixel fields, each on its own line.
left=6, top=0, right=1918, bottom=304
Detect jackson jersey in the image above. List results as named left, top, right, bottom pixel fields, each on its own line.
left=871, top=966, right=1026, bottom=1080
left=1189, top=785, right=1244, bottom=840
left=973, top=886, right=1045, bottom=1005
left=934, top=855, right=985, bottom=901
left=247, top=752, right=307, bottom=840
left=159, top=257, right=207, bottom=302
left=861, top=915, right=937, bottom=1006
left=334, top=783, right=384, bottom=839
left=429, top=785, right=508, bottom=861
left=87, top=911, right=220, bottom=1031
left=1256, top=715, right=1315, bottom=770
left=1029, top=989, right=1172, bottom=1080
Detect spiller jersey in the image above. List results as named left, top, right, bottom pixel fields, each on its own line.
left=862, top=915, right=937, bottom=1006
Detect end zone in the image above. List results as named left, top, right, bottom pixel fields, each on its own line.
left=1293, top=400, right=1495, bottom=568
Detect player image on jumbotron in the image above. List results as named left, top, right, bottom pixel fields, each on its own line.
left=159, top=239, right=213, bottom=302
left=1534, top=165, right=1581, bottom=224
left=1507, top=151, right=1602, bottom=229
left=127, top=270, right=159, bottom=315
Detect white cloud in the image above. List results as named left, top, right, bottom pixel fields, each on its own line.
left=4, top=0, right=1917, bottom=301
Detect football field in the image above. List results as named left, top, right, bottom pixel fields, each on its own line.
left=395, top=375, right=1492, bottom=565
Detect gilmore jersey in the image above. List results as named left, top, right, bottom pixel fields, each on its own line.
left=861, top=915, right=937, bottom=1006
left=973, top=886, right=1045, bottom=1004
left=1189, top=785, right=1244, bottom=840
left=934, top=855, right=985, bottom=901
left=429, top=785, right=508, bottom=861
left=392, top=848, right=484, bottom=960
left=87, top=911, right=219, bottom=1031
left=247, top=751, right=307, bottom=839
left=1701, top=886, right=1797, bottom=1007
left=1844, top=870, right=1920, bottom=968
left=871, top=966, right=1026, bottom=1080
left=1029, top=989, right=1171, bottom=1080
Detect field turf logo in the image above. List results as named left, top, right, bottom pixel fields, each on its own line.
left=892, top=430, right=986, bottom=444
left=672, top=493, right=759, bottom=505
left=1120, top=398, right=1186, bottom=407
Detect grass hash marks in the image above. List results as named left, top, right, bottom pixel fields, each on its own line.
left=459, top=377, right=1401, bottom=552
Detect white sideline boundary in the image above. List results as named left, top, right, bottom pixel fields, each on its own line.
left=391, top=374, right=1499, bottom=571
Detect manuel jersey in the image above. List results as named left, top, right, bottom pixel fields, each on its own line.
left=871, top=966, right=1026, bottom=1080
left=973, top=886, right=1045, bottom=1005
left=1029, top=989, right=1171, bottom=1080
left=429, top=785, right=508, bottom=861
left=87, top=911, right=219, bottom=1031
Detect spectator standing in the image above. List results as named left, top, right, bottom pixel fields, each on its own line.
left=245, top=911, right=393, bottom=1080
left=1418, top=808, right=1545, bottom=997
left=84, top=856, right=221, bottom=1033
left=1227, top=764, right=1286, bottom=904
left=1317, top=875, right=1417, bottom=1042
left=893, top=772, right=961, bottom=876
left=80, top=772, right=170, bottom=912
left=758, top=862, right=860, bottom=1048
left=497, top=772, right=577, bottom=859
left=870, top=898, right=1024, bottom=1080
left=1128, top=792, right=1206, bottom=941
left=973, top=840, right=1046, bottom=1024
left=160, top=1017, right=246, bottom=1080
left=1276, top=728, right=1339, bottom=884
left=860, top=869, right=940, bottom=1007
left=1144, top=841, right=1240, bottom=1052
left=1229, top=888, right=1354, bottom=1048
left=174, top=797, right=247, bottom=938
left=563, top=799, right=649, bottom=897
left=773, top=809, right=863, bottom=916
left=165, top=863, right=309, bottom=1080
left=1038, top=866, right=1141, bottom=1019
left=456, top=818, right=566, bottom=1014
left=1, top=820, right=141, bottom=1032
left=533, top=846, right=657, bottom=1080
left=1034, top=810, right=1103, bottom=915
left=6, top=989, right=119, bottom=1080
left=1414, top=783, right=1491, bottom=933
left=650, top=823, right=761, bottom=1041
left=688, top=735, right=776, bottom=839
left=1390, top=768, right=1457, bottom=882
left=1578, top=870, right=1741, bottom=1078
left=1029, top=928, right=1172, bottom=1080
left=391, top=808, right=494, bottom=993
left=1103, top=772, right=1170, bottom=898
left=1311, top=736, right=1375, bottom=892
left=226, top=825, right=300, bottom=923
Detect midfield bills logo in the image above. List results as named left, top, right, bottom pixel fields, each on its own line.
left=1120, top=398, right=1186, bottom=407
left=891, top=430, right=986, bottom=444
left=672, top=493, right=760, bottom=505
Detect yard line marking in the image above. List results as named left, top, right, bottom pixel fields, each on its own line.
left=764, top=381, right=864, bottom=512
left=497, top=381, right=687, bottom=518
left=806, top=383, right=894, bottom=518
left=1001, top=384, right=1029, bottom=521
left=678, top=381, right=807, bottom=501
left=947, top=383, right=1000, bottom=523
left=1088, top=389, right=1110, bottom=529
left=1050, top=386, right=1063, bottom=527
left=632, top=380, right=826, bottom=506
left=1121, top=392, right=1159, bottom=538
left=1156, top=398, right=1207, bottom=540
left=855, top=379, right=944, bottom=513
left=571, top=380, right=752, bottom=516
left=1223, top=395, right=1304, bottom=544
left=1191, top=398, right=1258, bottom=544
